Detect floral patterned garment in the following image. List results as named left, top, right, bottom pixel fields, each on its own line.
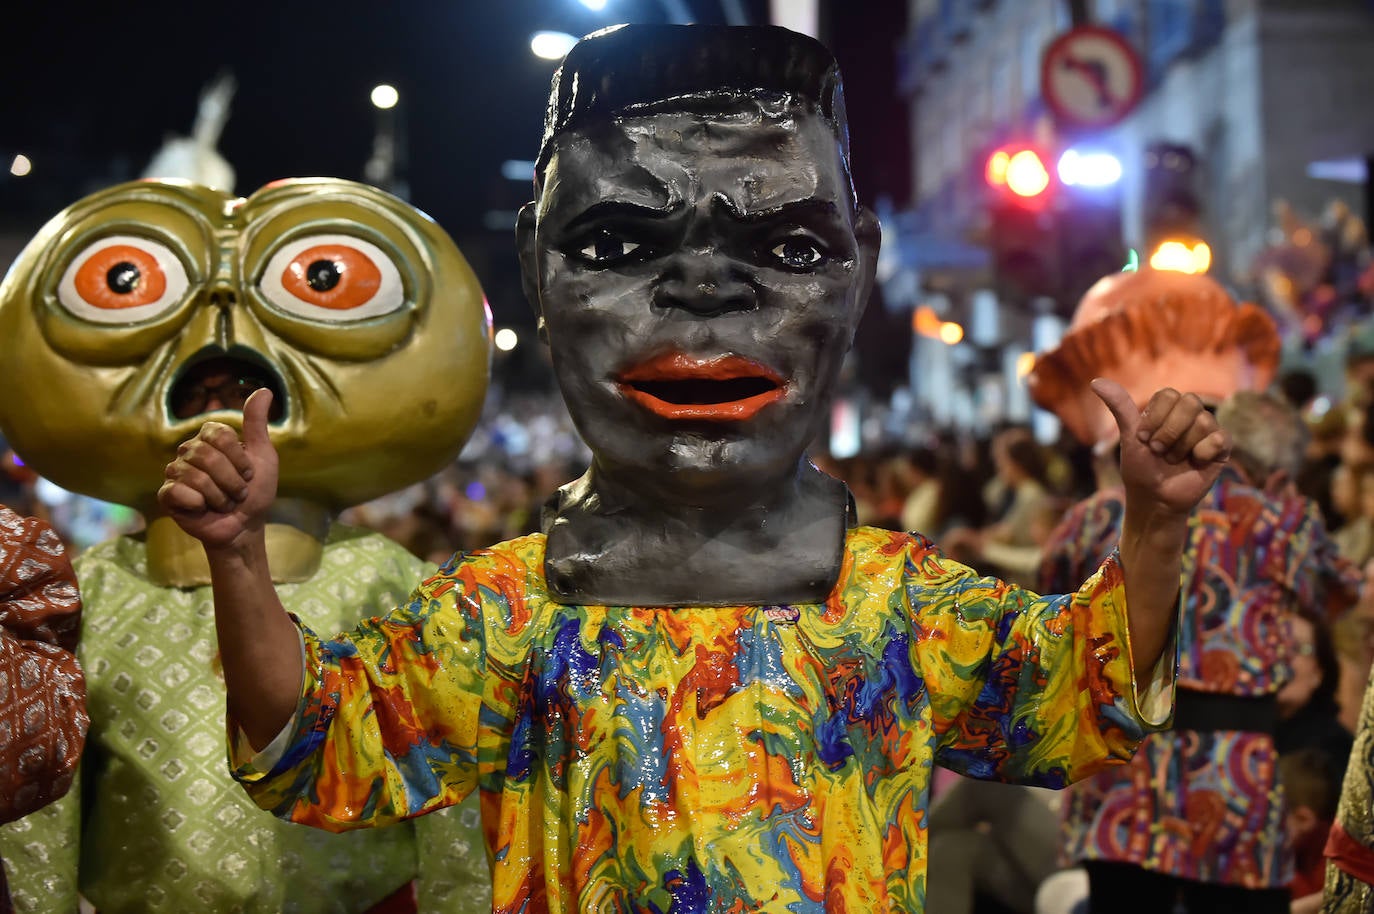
left=1039, top=468, right=1361, bottom=889
left=235, top=525, right=1174, bottom=914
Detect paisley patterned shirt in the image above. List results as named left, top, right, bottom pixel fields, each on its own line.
left=0, top=525, right=490, bottom=914
left=235, top=526, right=1173, bottom=913
left=1039, top=469, right=1361, bottom=888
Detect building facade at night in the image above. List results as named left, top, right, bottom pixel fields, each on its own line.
left=890, top=0, right=1374, bottom=432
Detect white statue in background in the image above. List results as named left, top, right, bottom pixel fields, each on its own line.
left=142, top=73, right=236, bottom=192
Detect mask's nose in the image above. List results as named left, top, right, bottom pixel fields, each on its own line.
left=652, top=248, right=758, bottom=317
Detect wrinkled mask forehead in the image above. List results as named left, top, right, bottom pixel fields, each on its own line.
left=537, top=92, right=856, bottom=215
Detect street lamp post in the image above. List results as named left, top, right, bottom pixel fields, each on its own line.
left=365, top=83, right=408, bottom=200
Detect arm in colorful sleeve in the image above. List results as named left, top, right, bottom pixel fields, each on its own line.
left=229, top=562, right=492, bottom=833
left=913, top=538, right=1176, bottom=787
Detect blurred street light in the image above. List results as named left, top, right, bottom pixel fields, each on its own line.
left=531, top=31, right=578, bottom=60
left=10, top=154, right=32, bottom=177
left=1149, top=238, right=1212, bottom=274
left=494, top=328, right=519, bottom=352
left=1057, top=149, right=1123, bottom=187
left=1005, top=150, right=1051, bottom=198
left=912, top=305, right=942, bottom=337
left=370, top=84, right=399, bottom=110
left=365, top=85, right=406, bottom=198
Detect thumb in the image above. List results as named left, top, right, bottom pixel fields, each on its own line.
left=240, top=388, right=275, bottom=453
left=1090, top=377, right=1140, bottom=441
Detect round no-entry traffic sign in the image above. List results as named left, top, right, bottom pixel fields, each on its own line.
left=1041, top=26, right=1145, bottom=129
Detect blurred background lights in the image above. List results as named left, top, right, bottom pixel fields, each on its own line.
left=1005, top=150, right=1050, bottom=198
left=1150, top=239, right=1212, bottom=274
left=985, top=149, right=1011, bottom=186
left=578, top=0, right=609, bottom=9
left=494, top=328, right=519, bottom=351
left=912, top=304, right=942, bottom=337
left=369, top=84, right=399, bottom=110
left=500, top=159, right=536, bottom=182
left=10, top=154, right=32, bottom=177
left=938, top=321, right=964, bottom=345
left=531, top=31, right=578, bottom=60
left=1057, top=149, right=1123, bottom=187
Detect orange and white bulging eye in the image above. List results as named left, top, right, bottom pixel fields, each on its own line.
left=259, top=234, right=405, bottom=321
left=56, top=234, right=191, bottom=323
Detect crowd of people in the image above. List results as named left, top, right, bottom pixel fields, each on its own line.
left=3, top=21, right=1374, bottom=914
left=7, top=328, right=1374, bottom=913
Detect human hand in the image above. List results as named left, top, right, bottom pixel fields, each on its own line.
left=156, top=389, right=279, bottom=550
left=1094, top=378, right=1231, bottom=518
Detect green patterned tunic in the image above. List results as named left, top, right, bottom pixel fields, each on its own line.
left=0, top=525, right=490, bottom=914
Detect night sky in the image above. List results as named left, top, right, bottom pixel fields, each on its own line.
left=0, top=0, right=910, bottom=375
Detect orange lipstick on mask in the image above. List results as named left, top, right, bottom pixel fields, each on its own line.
left=616, top=352, right=786, bottom=421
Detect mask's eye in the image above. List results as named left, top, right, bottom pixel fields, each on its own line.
left=575, top=230, right=643, bottom=265
left=769, top=237, right=827, bottom=270
left=56, top=235, right=191, bottom=323
left=259, top=234, right=405, bottom=321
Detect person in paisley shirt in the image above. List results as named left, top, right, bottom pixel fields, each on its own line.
left=1031, top=270, right=1362, bottom=914
left=159, top=25, right=1231, bottom=914
left=0, top=505, right=87, bottom=914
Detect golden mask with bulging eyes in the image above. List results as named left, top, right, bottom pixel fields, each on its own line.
left=0, top=178, right=492, bottom=520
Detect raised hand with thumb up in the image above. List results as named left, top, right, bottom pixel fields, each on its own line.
left=1090, top=378, right=1233, bottom=681
left=157, top=388, right=279, bottom=551
left=155, top=387, right=299, bottom=749
left=1093, top=378, right=1231, bottom=519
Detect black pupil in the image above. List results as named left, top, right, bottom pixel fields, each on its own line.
left=782, top=241, right=816, bottom=266
left=594, top=235, right=624, bottom=260
left=106, top=262, right=141, bottom=294
left=306, top=259, right=342, bottom=291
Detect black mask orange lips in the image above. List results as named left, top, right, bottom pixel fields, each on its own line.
left=616, top=352, right=787, bottom=421
left=167, top=348, right=287, bottom=422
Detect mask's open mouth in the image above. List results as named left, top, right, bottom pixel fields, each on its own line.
left=167, top=349, right=287, bottom=422
left=616, top=353, right=786, bottom=421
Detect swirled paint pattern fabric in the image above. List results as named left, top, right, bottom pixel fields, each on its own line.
left=236, top=526, right=1172, bottom=913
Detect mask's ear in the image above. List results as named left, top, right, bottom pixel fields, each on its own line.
left=516, top=202, right=548, bottom=344
left=847, top=205, right=881, bottom=342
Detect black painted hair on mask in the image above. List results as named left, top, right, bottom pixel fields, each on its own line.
left=535, top=24, right=851, bottom=181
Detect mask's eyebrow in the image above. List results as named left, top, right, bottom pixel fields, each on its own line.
left=561, top=200, right=679, bottom=233
left=711, top=196, right=843, bottom=226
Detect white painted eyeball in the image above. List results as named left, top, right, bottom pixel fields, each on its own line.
left=258, top=233, right=405, bottom=321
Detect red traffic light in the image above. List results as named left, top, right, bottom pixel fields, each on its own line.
left=986, top=146, right=1053, bottom=201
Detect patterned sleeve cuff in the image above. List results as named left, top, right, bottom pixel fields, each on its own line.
left=227, top=627, right=307, bottom=780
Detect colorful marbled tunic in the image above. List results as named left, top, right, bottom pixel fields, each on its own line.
left=1039, top=470, right=1361, bottom=889
left=235, top=525, right=1172, bottom=913
left=0, top=525, right=490, bottom=914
